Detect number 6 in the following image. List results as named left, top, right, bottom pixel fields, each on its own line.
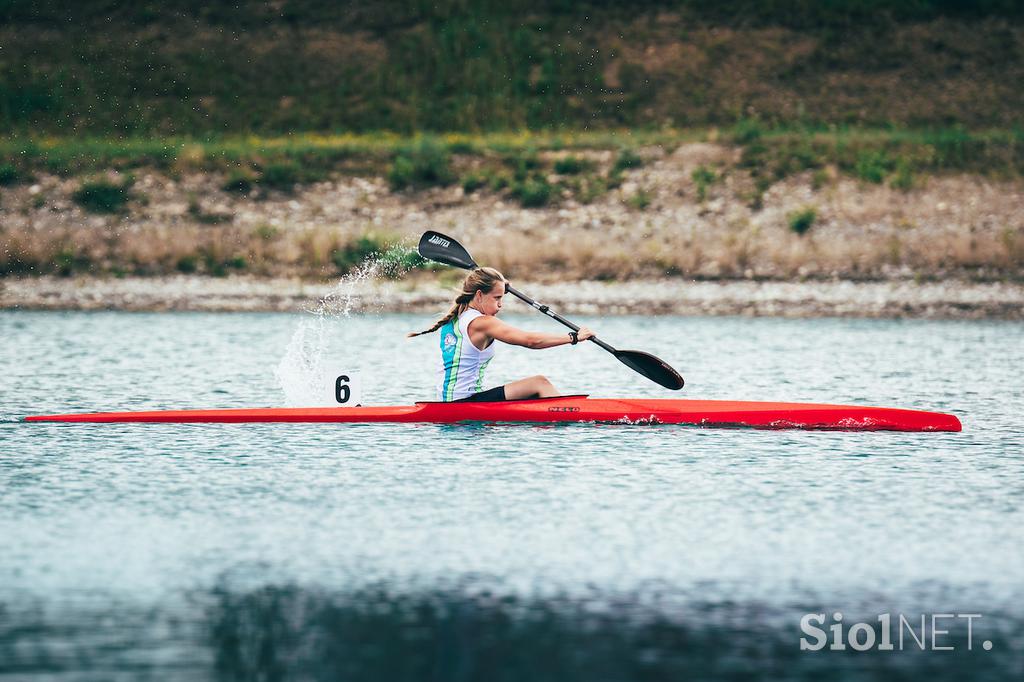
left=335, top=375, right=351, bottom=404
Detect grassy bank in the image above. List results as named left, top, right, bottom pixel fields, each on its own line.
left=2, top=126, right=1022, bottom=195
left=2, top=1, right=1022, bottom=135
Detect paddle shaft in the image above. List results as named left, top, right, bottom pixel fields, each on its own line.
left=505, top=284, right=617, bottom=354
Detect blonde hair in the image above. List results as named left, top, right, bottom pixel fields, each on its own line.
left=407, top=267, right=505, bottom=337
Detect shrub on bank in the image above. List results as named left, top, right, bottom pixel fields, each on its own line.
left=222, top=169, right=256, bottom=193
left=461, top=172, right=488, bottom=193
left=54, top=248, right=92, bottom=277
left=72, top=177, right=134, bottom=213
left=332, top=235, right=385, bottom=274
left=0, top=164, right=21, bottom=185
left=788, top=207, right=817, bottom=235
left=854, top=150, right=894, bottom=184
left=259, top=163, right=301, bottom=192
left=330, top=234, right=427, bottom=277
left=201, top=251, right=247, bottom=277
left=554, top=156, right=590, bottom=175
left=692, top=165, right=718, bottom=201
left=612, top=150, right=643, bottom=173
left=388, top=140, right=454, bottom=190
left=187, top=197, right=234, bottom=224
left=506, top=152, right=541, bottom=183
left=380, top=246, right=426, bottom=276
left=890, top=160, right=915, bottom=190
left=625, top=188, right=652, bottom=210
left=511, top=175, right=552, bottom=208
left=575, top=175, right=609, bottom=204
left=176, top=256, right=198, bottom=273
left=732, top=118, right=764, bottom=145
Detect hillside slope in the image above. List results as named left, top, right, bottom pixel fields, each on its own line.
left=2, top=1, right=1022, bottom=134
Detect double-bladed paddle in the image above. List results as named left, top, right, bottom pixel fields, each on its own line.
left=417, top=230, right=684, bottom=390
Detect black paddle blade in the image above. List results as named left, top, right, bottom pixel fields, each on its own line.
left=614, top=350, right=685, bottom=390
left=418, top=231, right=478, bottom=270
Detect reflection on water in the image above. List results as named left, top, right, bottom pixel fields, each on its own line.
left=2, top=583, right=1021, bottom=680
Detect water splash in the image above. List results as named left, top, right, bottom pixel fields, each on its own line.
left=274, top=242, right=421, bottom=406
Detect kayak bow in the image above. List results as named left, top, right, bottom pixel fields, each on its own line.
left=26, top=396, right=961, bottom=431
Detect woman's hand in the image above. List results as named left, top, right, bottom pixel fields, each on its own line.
left=575, top=327, right=595, bottom=342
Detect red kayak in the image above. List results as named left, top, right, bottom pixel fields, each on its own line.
left=25, top=396, right=961, bottom=431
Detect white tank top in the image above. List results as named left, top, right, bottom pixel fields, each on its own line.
left=436, top=308, right=496, bottom=401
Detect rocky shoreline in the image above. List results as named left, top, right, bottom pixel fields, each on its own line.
left=3, top=275, right=1022, bottom=320
left=4, top=140, right=1023, bottom=319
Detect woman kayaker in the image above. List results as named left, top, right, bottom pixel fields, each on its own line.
left=408, top=267, right=594, bottom=402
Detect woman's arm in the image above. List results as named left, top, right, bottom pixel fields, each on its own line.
left=470, top=316, right=593, bottom=349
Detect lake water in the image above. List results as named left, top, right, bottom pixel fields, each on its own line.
left=1, top=306, right=1022, bottom=680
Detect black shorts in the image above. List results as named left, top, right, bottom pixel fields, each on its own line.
left=455, top=385, right=507, bottom=402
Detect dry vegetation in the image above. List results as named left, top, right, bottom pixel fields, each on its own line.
left=2, top=142, right=1021, bottom=283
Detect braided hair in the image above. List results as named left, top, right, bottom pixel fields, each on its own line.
left=407, top=267, right=506, bottom=338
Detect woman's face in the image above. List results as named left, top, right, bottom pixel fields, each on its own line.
left=473, top=281, right=505, bottom=315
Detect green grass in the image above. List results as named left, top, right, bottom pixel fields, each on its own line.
left=0, top=130, right=679, bottom=176
left=738, top=127, right=1024, bottom=196
left=4, top=2, right=1021, bottom=136
left=1, top=128, right=1021, bottom=202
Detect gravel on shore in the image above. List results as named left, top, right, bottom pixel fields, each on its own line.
left=2, top=276, right=1022, bottom=320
